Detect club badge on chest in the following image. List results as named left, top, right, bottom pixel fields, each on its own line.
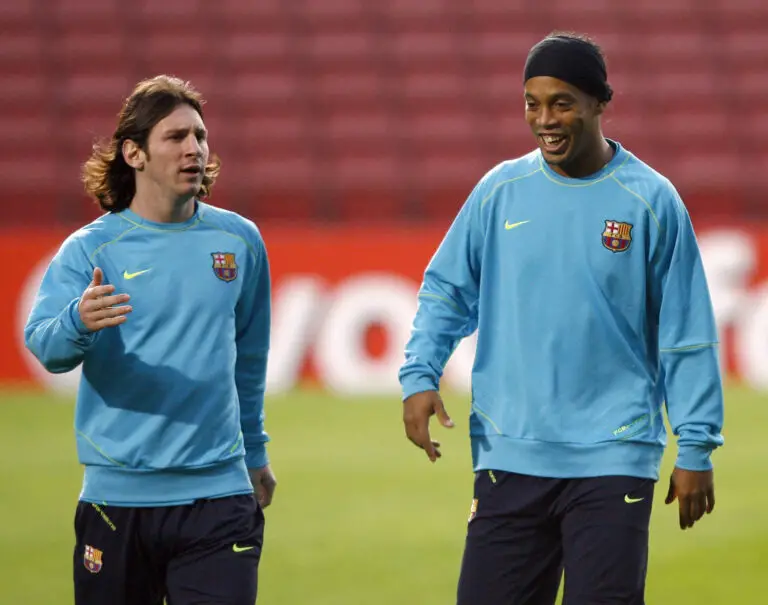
left=211, top=252, right=238, bottom=282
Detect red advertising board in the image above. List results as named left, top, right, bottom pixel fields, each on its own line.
left=4, top=224, right=768, bottom=394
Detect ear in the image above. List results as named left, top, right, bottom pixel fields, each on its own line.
left=122, top=139, right=146, bottom=171
left=594, top=100, right=608, bottom=116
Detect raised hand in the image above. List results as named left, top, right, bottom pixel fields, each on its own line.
left=78, top=267, right=132, bottom=332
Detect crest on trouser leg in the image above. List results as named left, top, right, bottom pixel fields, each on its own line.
left=84, top=545, right=103, bottom=573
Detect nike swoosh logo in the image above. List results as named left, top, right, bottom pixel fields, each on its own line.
left=624, top=495, right=644, bottom=504
left=232, top=544, right=255, bottom=553
left=123, top=269, right=151, bottom=280
left=504, top=220, right=530, bottom=230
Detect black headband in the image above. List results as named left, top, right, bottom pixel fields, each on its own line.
left=524, top=36, right=613, bottom=103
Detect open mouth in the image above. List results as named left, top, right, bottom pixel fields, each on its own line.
left=539, top=134, right=568, bottom=155
left=180, top=166, right=202, bottom=176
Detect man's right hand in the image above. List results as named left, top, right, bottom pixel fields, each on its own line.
left=78, top=267, right=132, bottom=332
left=403, top=390, right=455, bottom=462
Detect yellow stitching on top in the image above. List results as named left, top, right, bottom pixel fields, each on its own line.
left=537, top=153, right=632, bottom=187
left=611, top=175, right=661, bottom=231
left=89, top=225, right=140, bottom=262
left=480, top=168, right=543, bottom=207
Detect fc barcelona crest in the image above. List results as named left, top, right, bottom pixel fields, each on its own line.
left=212, top=252, right=238, bottom=282
left=602, top=220, right=633, bottom=253
left=83, top=545, right=103, bottom=574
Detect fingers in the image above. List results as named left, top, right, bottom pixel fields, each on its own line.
left=678, top=497, right=689, bottom=530
left=90, top=304, right=133, bottom=321
left=428, top=441, right=442, bottom=459
left=81, top=295, right=132, bottom=325
left=679, top=492, right=708, bottom=530
left=90, top=307, right=132, bottom=328
left=406, top=424, right=439, bottom=462
left=669, top=468, right=715, bottom=530
left=422, top=441, right=441, bottom=462
left=82, top=293, right=130, bottom=309
left=434, top=398, right=455, bottom=429
left=664, top=475, right=676, bottom=505
left=257, top=474, right=277, bottom=508
left=84, top=284, right=117, bottom=299
left=248, top=467, right=276, bottom=509
left=667, top=474, right=696, bottom=529
left=403, top=391, right=448, bottom=463
left=692, top=492, right=707, bottom=524
left=403, top=411, right=439, bottom=461
left=257, top=484, right=272, bottom=508
left=79, top=276, right=132, bottom=331
left=92, top=315, right=130, bottom=329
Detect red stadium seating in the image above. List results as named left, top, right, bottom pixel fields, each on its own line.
left=0, top=0, right=765, bottom=225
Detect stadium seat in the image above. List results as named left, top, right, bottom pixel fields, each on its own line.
left=0, top=74, right=48, bottom=113
left=381, top=0, right=464, bottom=20
left=310, top=71, right=388, bottom=107
left=468, top=0, right=541, bottom=17
left=5, top=0, right=767, bottom=225
left=0, top=31, right=44, bottom=68
left=59, top=74, right=134, bottom=106
left=221, top=31, right=293, bottom=64
left=52, top=0, right=121, bottom=18
left=216, top=0, right=283, bottom=15
left=294, top=0, right=370, bottom=20
left=0, top=0, right=37, bottom=23
left=135, top=0, right=206, bottom=17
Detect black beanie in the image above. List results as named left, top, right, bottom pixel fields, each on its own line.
left=524, top=35, right=613, bottom=103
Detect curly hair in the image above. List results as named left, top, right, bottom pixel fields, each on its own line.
left=82, top=75, right=221, bottom=212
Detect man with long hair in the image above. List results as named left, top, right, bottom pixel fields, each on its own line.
left=24, top=75, right=275, bottom=605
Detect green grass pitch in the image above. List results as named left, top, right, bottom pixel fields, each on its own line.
left=0, top=384, right=764, bottom=604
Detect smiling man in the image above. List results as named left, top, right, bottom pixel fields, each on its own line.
left=24, top=76, right=275, bottom=605
left=399, top=32, right=725, bottom=604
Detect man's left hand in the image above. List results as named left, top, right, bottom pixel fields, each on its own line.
left=665, top=467, right=715, bottom=530
left=249, top=465, right=277, bottom=509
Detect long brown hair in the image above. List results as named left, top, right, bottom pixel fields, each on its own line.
left=82, top=75, right=221, bottom=212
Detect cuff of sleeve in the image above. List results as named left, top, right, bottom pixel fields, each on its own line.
left=675, top=444, right=714, bottom=471
left=245, top=442, right=269, bottom=469
left=401, top=375, right=439, bottom=401
left=67, top=298, right=92, bottom=337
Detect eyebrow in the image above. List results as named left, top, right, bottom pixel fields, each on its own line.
left=165, top=126, right=207, bottom=136
left=525, top=92, right=577, bottom=102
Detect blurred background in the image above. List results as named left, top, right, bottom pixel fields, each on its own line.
left=1, top=0, right=767, bottom=603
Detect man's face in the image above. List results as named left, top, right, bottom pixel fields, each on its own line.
left=524, top=76, right=602, bottom=171
left=135, top=104, right=209, bottom=202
